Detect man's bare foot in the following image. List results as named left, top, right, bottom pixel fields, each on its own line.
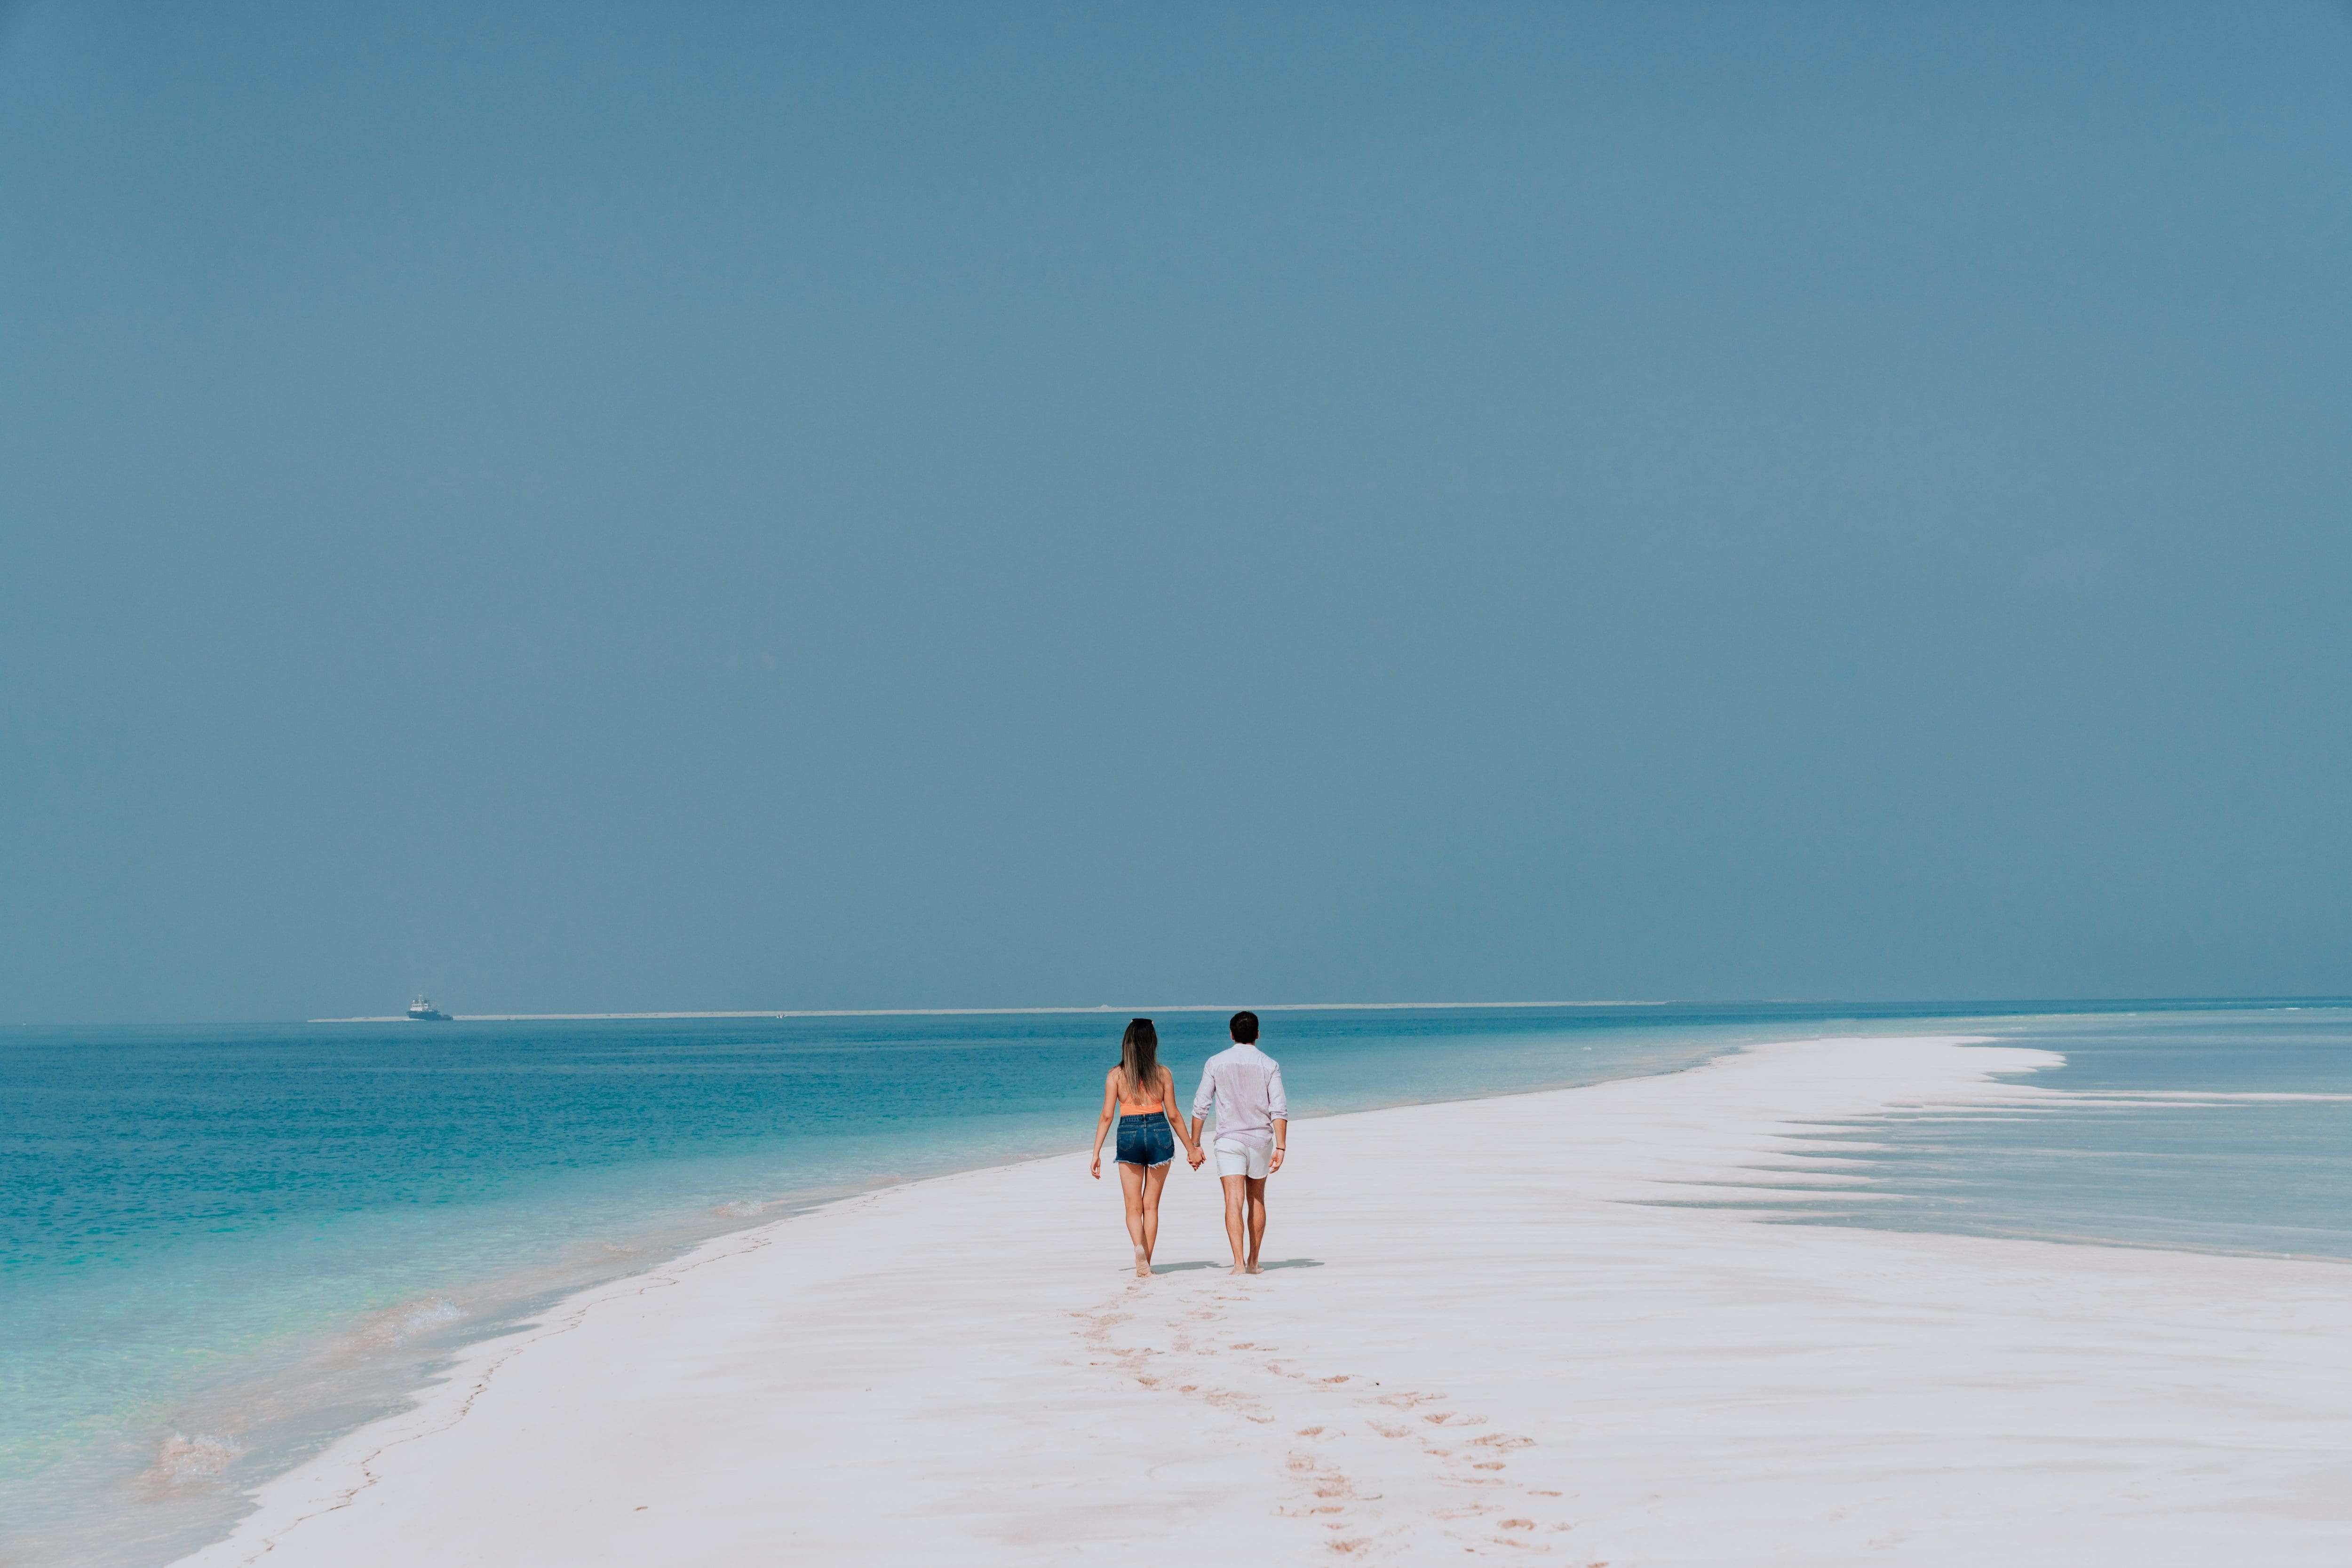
left=1247, top=1261, right=1263, bottom=1274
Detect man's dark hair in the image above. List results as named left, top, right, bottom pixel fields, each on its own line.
left=1228, top=1010, right=1259, bottom=1043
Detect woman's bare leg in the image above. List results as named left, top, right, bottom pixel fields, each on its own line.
left=1141, top=1162, right=1170, bottom=1263
left=1221, top=1174, right=1249, bottom=1274
left=1118, top=1162, right=1149, bottom=1275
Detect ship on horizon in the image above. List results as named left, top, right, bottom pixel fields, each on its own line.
left=407, top=996, right=452, bottom=1022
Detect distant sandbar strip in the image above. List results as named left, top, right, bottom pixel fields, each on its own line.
left=307, top=1000, right=1665, bottom=1023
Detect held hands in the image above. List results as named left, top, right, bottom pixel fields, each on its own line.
left=1187, top=1144, right=1206, bottom=1171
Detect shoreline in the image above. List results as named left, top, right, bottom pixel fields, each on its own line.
left=167, top=1035, right=2351, bottom=1565
left=11, top=1018, right=1758, bottom=1568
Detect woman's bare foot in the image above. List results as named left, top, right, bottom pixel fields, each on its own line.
left=1228, top=1262, right=1248, bottom=1277
left=1134, top=1245, right=1151, bottom=1278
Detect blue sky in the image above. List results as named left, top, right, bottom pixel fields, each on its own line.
left=4, top=3, right=2349, bottom=1022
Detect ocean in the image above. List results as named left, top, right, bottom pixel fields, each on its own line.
left=3, top=1000, right=2345, bottom=1566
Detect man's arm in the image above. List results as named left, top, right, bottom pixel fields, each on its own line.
left=1267, top=1063, right=1288, bottom=1172
left=1190, top=1062, right=1216, bottom=1149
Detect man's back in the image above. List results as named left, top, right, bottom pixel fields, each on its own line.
left=1194, top=1041, right=1287, bottom=1151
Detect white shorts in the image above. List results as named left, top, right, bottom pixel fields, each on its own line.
left=1214, top=1138, right=1272, bottom=1179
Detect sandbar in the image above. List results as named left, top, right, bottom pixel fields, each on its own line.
left=172, top=1036, right=2350, bottom=1564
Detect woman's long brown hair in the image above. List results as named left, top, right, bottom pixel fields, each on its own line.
left=1117, top=1017, right=1163, bottom=1107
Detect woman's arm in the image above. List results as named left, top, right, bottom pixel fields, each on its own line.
left=1168, top=1068, right=1205, bottom=1169
left=1090, top=1069, right=1118, bottom=1180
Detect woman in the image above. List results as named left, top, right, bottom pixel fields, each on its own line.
left=1090, top=1017, right=1204, bottom=1276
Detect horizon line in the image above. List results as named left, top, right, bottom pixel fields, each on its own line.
left=308, top=1000, right=1668, bottom=1022
left=294, top=994, right=2352, bottom=1024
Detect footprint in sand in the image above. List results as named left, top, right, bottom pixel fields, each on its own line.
left=1075, top=1283, right=1579, bottom=1557
left=1373, top=1389, right=1446, bottom=1410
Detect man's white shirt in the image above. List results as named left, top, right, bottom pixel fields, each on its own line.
left=1192, top=1042, right=1287, bottom=1152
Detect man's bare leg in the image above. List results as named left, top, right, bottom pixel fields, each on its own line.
left=1220, top=1173, right=1249, bottom=1275
left=1244, top=1175, right=1268, bottom=1272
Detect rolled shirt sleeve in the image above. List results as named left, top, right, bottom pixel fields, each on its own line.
left=1266, top=1061, right=1287, bottom=1123
left=1193, top=1064, right=1217, bottom=1122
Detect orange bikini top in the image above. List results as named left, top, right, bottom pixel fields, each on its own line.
left=1116, top=1069, right=1167, bottom=1116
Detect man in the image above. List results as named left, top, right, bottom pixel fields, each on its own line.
left=1189, top=1010, right=1287, bottom=1276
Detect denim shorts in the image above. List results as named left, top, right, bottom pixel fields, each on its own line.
left=1115, top=1111, right=1176, bottom=1167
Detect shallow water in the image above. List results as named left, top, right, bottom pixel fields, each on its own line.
left=1764, top=1004, right=2352, bottom=1259
left=4, top=999, right=2344, bottom=1566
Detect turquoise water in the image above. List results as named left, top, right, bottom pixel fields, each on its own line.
left=4, top=1000, right=2346, bottom=1566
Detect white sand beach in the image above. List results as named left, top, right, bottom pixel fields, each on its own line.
left=174, top=1037, right=2350, bottom=1566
